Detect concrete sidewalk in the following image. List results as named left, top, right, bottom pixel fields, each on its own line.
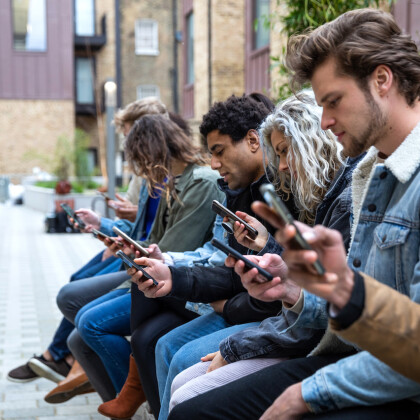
left=0, top=204, right=150, bottom=419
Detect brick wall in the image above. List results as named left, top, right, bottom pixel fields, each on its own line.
left=119, top=0, right=175, bottom=111
left=0, top=100, right=74, bottom=175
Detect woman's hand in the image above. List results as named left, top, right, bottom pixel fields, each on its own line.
left=201, top=351, right=228, bottom=373
left=230, top=211, right=268, bottom=252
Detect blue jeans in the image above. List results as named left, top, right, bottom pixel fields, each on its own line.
left=155, top=312, right=258, bottom=420
left=47, top=250, right=119, bottom=361
left=75, top=288, right=131, bottom=392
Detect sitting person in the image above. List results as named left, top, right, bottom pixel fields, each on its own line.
left=6, top=97, right=167, bottom=386
left=165, top=90, right=361, bottom=416
left=168, top=8, right=420, bottom=420
left=87, top=93, right=285, bottom=419
left=60, top=113, right=223, bottom=407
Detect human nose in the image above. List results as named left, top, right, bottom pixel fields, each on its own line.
left=278, top=159, right=288, bottom=173
left=321, top=110, right=335, bottom=131
left=211, top=155, right=221, bottom=170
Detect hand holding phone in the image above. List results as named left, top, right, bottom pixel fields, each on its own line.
left=112, top=227, right=150, bottom=257
left=116, top=250, right=158, bottom=286
left=211, top=238, right=273, bottom=281
left=212, top=201, right=259, bottom=240
left=60, top=203, right=86, bottom=230
left=259, top=184, right=325, bottom=275
left=91, top=228, right=125, bottom=247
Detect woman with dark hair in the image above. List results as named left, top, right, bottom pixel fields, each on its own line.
left=65, top=114, right=223, bottom=407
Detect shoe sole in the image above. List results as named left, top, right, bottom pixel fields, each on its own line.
left=28, top=359, right=66, bottom=383
left=97, top=407, right=132, bottom=420
left=6, top=374, right=39, bottom=383
left=44, top=381, right=94, bottom=404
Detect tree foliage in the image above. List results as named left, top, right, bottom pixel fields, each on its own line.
left=271, top=0, right=393, bottom=99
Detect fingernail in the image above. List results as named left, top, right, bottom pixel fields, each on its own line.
left=302, top=231, right=316, bottom=241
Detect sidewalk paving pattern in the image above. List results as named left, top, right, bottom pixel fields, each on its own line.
left=0, top=204, right=153, bottom=420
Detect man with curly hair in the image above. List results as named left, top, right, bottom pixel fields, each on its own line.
left=118, top=93, right=299, bottom=419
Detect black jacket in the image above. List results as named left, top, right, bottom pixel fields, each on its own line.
left=169, top=174, right=297, bottom=324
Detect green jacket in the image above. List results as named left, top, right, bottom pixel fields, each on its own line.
left=118, top=163, right=223, bottom=288
left=140, top=163, right=224, bottom=251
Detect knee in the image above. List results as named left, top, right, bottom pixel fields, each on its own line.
left=56, top=283, right=76, bottom=318
left=77, top=310, right=99, bottom=341
left=155, top=334, right=171, bottom=364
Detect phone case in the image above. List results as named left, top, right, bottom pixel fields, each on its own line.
left=116, top=251, right=158, bottom=285
left=211, top=238, right=273, bottom=281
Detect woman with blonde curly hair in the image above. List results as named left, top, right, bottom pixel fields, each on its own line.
left=166, top=91, right=365, bottom=417
left=260, top=90, right=343, bottom=224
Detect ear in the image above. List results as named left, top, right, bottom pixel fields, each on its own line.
left=372, top=65, right=393, bottom=97
left=246, top=129, right=260, bottom=152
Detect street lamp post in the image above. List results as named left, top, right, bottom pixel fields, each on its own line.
left=104, top=79, right=117, bottom=218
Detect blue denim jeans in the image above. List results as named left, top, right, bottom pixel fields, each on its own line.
left=47, top=250, right=119, bottom=361
left=155, top=312, right=258, bottom=420
left=75, top=288, right=131, bottom=392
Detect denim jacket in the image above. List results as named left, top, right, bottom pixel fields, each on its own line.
left=302, top=125, right=420, bottom=412
left=219, top=156, right=360, bottom=362
left=100, top=177, right=151, bottom=241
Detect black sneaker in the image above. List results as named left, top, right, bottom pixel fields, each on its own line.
left=28, top=355, right=71, bottom=383
left=7, top=356, right=41, bottom=383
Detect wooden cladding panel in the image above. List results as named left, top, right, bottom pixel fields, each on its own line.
left=0, top=0, right=73, bottom=100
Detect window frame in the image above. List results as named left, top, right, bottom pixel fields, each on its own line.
left=136, top=84, right=161, bottom=100
left=134, top=18, right=159, bottom=56
left=11, top=0, right=48, bottom=52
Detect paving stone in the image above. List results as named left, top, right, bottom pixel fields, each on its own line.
left=0, top=205, right=104, bottom=419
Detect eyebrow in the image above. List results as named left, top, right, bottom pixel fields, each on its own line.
left=319, top=92, right=339, bottom=105
left=209, top=144, right=222, bottom=153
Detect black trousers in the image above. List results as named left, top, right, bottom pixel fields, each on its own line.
left=130, top=283, right=198, bottom=416
left=168, top=354, right=420, bottom=420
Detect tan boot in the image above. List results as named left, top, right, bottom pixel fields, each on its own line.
left=97, top=355, right=146, bottom=420
left=44, top=361, right=94, bottom=404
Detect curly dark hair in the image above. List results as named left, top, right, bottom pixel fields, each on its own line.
left=286, top=8, right=420, bottom=106
left=125, top=115, right=208, bottom=201
left=199, top=94, right=271, bottom=142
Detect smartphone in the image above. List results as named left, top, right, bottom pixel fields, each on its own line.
left=259, top=184, right=325, bottom=275
left=97, top=191, right=113, bottom=201
left=116, top=250, right=158, bottom=286
left=60, top=203, right=86, bottom=230
left=211, top=238, right=273, bottom=281
left=211, top=200, right=258, bottom=240
left=112, top=226, right=150, bottom=257
left=91, top=228, right=124, bottom=247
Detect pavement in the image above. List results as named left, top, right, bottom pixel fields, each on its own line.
left=0, top=203, right=153, bottom=420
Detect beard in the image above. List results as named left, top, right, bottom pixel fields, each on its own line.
left=345, top=90, right=388, bottom=157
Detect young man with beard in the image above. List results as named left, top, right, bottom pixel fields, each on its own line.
left=167, top=8, right=420, bottom=420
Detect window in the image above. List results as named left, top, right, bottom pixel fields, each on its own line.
left=135, top=19, right=159, bottom=55
left=76, top=58, right=94, bottom=104
left=12, top=0, right=47, bottom=52
left=137, top=85, right=160, bottom=100
left=254, top=0, right=270, bottom=50
left=75, top=0, right=95, bottom=36
left=186, top=12, right=194, bottom=84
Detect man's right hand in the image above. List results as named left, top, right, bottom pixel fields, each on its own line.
left=225, top=253, right=301, bottom=305
left=128, top=258, right=173, bottom=298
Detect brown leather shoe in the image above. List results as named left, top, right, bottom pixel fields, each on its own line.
left=97, top=355, right=146, bottom=419
left=44, top=361, right=95, bottom=404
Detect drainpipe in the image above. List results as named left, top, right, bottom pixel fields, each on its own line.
left=115, top=0, right=122, bottom=108
left=208, top=0, right=212, bottom=108
left=172, top=0, right=179, bottom=113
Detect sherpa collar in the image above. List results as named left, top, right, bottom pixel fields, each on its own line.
left=384, top=120, right=420, bottom=184
left=349, top=120, right=420, bottom=249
